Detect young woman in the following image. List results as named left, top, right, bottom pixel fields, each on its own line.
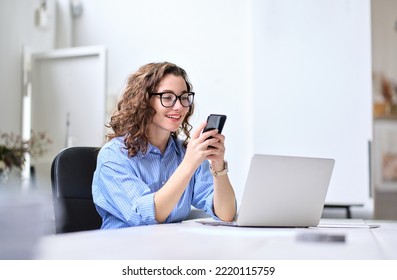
left=92, top=62, right=236, bottom=228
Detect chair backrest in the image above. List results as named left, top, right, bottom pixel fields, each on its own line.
left=51, top=146, right=102, bottom=233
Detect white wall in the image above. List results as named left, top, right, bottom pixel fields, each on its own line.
left=71, top=0, right=372, bottom=204
left=252, top=0, right=372, bottom=204
left=1, top=0, right=372, bottom=206
left=0, top=0, right=56, bottom=133
left=72, top=0, right=253, bottom=200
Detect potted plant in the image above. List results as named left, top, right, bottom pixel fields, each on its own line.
left=0, top=131, right=52, bottom=184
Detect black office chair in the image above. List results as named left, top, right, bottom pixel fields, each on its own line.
left=51, top=146, right=102, bottom=233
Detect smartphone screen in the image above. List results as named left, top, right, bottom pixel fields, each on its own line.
left=203, top=114, right=227, bottom=134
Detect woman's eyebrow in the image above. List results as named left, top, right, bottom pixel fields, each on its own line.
left=158, top=89, right=188, bottom=94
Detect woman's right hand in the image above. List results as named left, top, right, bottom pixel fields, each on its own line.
left=183, top=121, right=220, bottom=170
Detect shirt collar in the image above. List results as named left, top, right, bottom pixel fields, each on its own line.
left=138, top=136, right=180, bottom=158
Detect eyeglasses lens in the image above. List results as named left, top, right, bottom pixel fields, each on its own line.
left=161, top=93, right=193, bottom=107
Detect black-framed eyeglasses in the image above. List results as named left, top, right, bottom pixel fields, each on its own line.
left=151, top=92, right=195, bottom=108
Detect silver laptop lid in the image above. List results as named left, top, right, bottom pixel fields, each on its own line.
left=236, top=154, right=335, bottom=227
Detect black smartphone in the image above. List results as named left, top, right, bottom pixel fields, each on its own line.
left=202, top=114, right=227, bottom=135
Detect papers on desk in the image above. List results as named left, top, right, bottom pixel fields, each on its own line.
left=195, top=219, right=237, bottom=227
left=195, top=218, right=381, bottom=229
left=316, top=220, right=380, bottom=229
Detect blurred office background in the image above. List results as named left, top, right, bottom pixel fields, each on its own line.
left=1, top=0, right=397, bottom=257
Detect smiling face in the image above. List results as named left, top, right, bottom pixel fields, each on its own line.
left=149, top=74, right=190, bottom=142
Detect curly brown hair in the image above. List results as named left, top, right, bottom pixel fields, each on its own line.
left=107, top=62, right=194, bottom=157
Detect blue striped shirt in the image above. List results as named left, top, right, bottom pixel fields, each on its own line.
left=92, top=136, right=217, bottom=229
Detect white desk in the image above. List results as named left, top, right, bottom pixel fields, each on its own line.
left=34, top=218, right=397, bottom=260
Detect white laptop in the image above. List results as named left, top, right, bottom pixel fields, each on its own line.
left=199, top=154, right=335, bottom=227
